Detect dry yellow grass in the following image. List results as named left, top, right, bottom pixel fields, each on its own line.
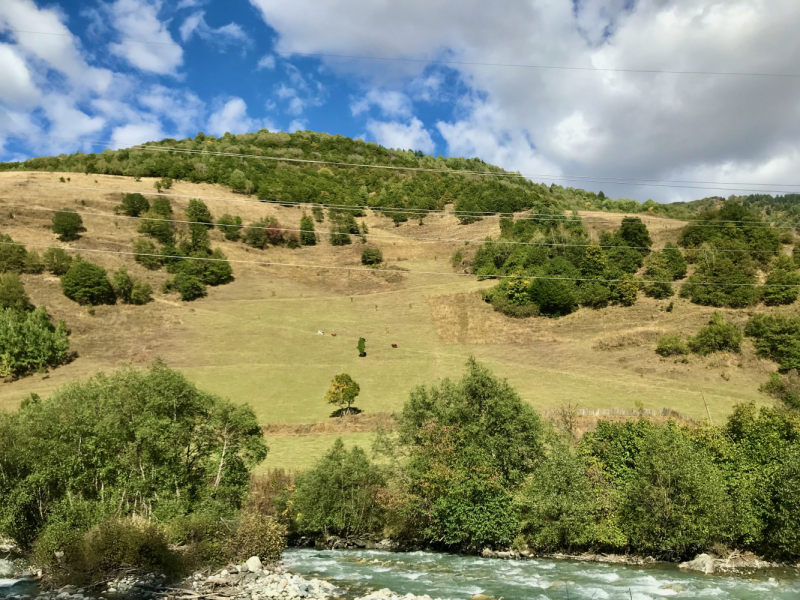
left=0, top=171, right=791, bottom=470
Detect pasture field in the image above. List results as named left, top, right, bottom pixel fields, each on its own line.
left=0, top=172, right=789, bottom=468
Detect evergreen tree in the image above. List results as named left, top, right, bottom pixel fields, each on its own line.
left=299, top=214, right=316, bottom=246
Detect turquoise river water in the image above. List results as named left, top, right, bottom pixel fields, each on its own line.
left=283, top=548, right=800, bottom=600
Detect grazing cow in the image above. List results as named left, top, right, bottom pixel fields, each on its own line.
left=331, top=333, right=337, bottom=337
left=391, top=343, right=398, bottom=348
left=317, top=330, right=324, bottom=335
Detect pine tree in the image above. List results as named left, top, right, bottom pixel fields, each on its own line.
left=300, top=214, right=316, bottom=246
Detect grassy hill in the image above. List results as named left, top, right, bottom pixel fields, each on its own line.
left=0, top=131, right=797, bottom=472
left=1, top=169, right=794, bottom=471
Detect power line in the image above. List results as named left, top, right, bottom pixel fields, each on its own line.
left=4, top=29, right=800, bottom=79
left=14, top=181, right=800, bottom=230
left=4, top=202, right=790, bottom=253
left=1, top=240, right=794, bottom=287
left=7, top=133, right=800, bottom=191
left=136, top=145, right=800, bottom=196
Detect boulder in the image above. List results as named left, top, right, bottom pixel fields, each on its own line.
left=679, top=553, right=715, bottom=574
left=246, top=556, right=263, bottom=573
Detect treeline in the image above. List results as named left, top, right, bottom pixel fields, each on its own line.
left=273, top=358, right=800, bottom=562
left=0, top=362, right=282, bottom=584
left=475, top=202, right=799, bottom=318
left=1, top=131, right=556, bottom=222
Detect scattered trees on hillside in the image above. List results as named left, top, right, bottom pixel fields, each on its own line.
left=217, top=214, right=243, bottom=241
left=42, top=248, right=73, bottom=275
left=186, top=199, right=214, bottom=228
left=0, top=307, right=69, bottom=378
left=52, top=209, right=83, bottom=241
left=118, top=193, right=150, bottom=217
left=299, top=214, right=316, bottom=246
left=0, top=274, right=34, bottom=312
left=361, top=247, right=382, bottom=265
left=745, top=314, right=800, bottom=372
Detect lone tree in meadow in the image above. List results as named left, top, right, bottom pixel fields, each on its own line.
left=357, top=337, right=366, bottom=357
left=325, top=373, right=361, bottom=416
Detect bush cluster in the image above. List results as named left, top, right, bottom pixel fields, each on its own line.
left=688, top=311, right=743, bottom=355
left=361, top=247, right=383, bottom=265
left=0, top=307, right=70, bottom=378
left=745, top=314, right=800, bottom=372
left=52, top=209, right=84, bottom=241
left=61, top=259, right=116, bottom=305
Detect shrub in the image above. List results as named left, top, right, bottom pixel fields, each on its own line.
left=329, top=211, right=359, bottom=246
left=681, top=255, right=762, bottom=307
left=490, top=293, right=540, bottom=318
left=688, top=311, right=743, bottom=356
left=52, top=210, right=83, bottom=241
left=61, top=259, right=116, bottom=305
left=578, top=282, right=611, bottom=309
left=42, top=247, right=73, bottom=275
left=186, top=223, right=210, bottom=253
left=167, top=273, right=206, bottom=301
left=762, top=449, right=800, bottom=560
left=361, top=247, right=383, bottom=266
left=620, top=426, right=731, bottom=558
left=663, top=243, right=688, bottom=279
left=529, top=277, right=578, bottom=317
left=656, top=334, right=689, bottom=357
left=745, top=315, right=800, bottom=372
left=217, top=214, right=243, bottom=241
left=311, top=205, right=324, bottom=223
left=763, top=256, right=800, bottom=306
left=201, top=249, right=234, bottom=286
left=0, top=234, right=29, bottom=273
left=23, top=251, right=44, bottom=274
left=292, top=439, right=386, bottom=537
left=617, top=216, right=652, bottom=254
left=794, top=244, right=800, bottom=268
left=118, top=193, right=149, bottom=217
left=186, top=199, right=214, bottom=228
left=643, top=253, right=675, bottom=299
left=581, top=242, right=607, bottom=277
left=0, top=307, right=69, bottom=378
left=615, top=273, right=640, bottom=306
left=515, top=443, right=595, bottom=551
left=0, top=274, right=34, bottom=312
left=244, top=217, right=283, bottom=248
left=138, top=209, right=174, bottom=244
left=299, top=214, right=316, bottom=246
left=133, top=238, right=162, bottom=270
left=760, top=372, right=800, bottom=410
left=151, top=197, right=172, bottom=217
left=228, top=513, right=286, bottom=565
left=111, top=268, right=133, bottom=303
left=130, top=281, right=153, bottom=305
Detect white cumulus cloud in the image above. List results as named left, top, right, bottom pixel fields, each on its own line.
left=207, top=97, right=275, bottom=136
left=366, top=117, right=434, bottom=154
left=108, top=0, right=183, bottom=76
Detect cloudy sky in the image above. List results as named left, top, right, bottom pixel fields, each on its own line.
left=2, top=0, right=800, bottom=202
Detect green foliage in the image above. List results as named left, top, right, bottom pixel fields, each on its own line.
left=52, top=209, right=84, bottom=241
left=130, top=280, right=153, bottom=305
left=42, top=247, right=73, bottom=275
left=133, top=238, right=162, bottom=270
left=311, top=205, right=324, bottom=223
left=762, top=255, right=800, bottom=306
left=167, top=272, right=206, bottom=301
left=0, top=307, right=69, bottom=378
left=680, top=254, right=761, bottom=308
left=170, top=249, right=233, bottom=287
left=23, top=251, right=44, bottom=274
left=244, top=217, right=284, bottom=248
left=217, top=214, right=243, bottom=241
left=151, top=197, right=172, bottom=217
left=657, top=334, right=689, bottom=357
left=663, top=243, right=688, bottom=279
left=578, top=282, right=611, bottom=309
left=61, top=258, right=116, bottom=305
left=138, top=208, right=174, bottom=244
left=228, top=513, right=286, bottom=564
left=118, top=193, right=150, bottom=217
left=329, top=211, right=359, bottom=246
left=325, top=373, right=360, bottom=413
left=766, top=449, right=800, bottom=559
left=0, top=361, right=267, bottom=547
left=619, top=425, right=731, bottom=558
left=745, top=315, right=800, bottom=371
left=0, top=273, right=33, bottom=312
left=615, top=273, right=640, bottom=306
left=186, top=199, right=214, bottom=228
left=451, top=249, right=463, bottom=268
left=760, top=372, right=800, bottom=410
left=361, top=247, right=383, bottom=265
left=0, top=234, right=28, bottom=274
left=292, top=439, right=386, bottom=537
left=111, top=268, right=151, bottom=305
left=581, top=242, right=607, bottom=277
left=515, top=443, right=595, bottom=551
left=357, top=337, right=367, bottom=357
left=528, top=277, right=578, bottom=316
left=617, top=216, right=652, bottom=254
left=299, top=214, right=316, bottom=246
left=643, top=252, right=674, bottom=299
left=688, top=311, right=743, bottom=356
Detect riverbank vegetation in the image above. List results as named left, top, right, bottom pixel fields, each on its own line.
left=274, top=358, right=800, bottom=563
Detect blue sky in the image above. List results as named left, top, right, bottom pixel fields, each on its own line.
left=2, top=0, right=800, bottom=203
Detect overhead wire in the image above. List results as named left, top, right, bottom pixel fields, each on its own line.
left=2, top=202, right=792, bottom=254
left=4, top=29, right=800, bottom=79
left=13, top=180, right=800, bottom=230
left=1, top=240, right=794, bottom=287
left=135, top=145, right=800, bottom=196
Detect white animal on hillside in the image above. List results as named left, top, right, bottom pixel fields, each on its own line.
left=317, top=330, right=324, bottom=335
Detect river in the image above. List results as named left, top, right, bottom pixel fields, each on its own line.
left=283, top=548, right=800, bottom=600
left=2, top=551, right=799, bottom=600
